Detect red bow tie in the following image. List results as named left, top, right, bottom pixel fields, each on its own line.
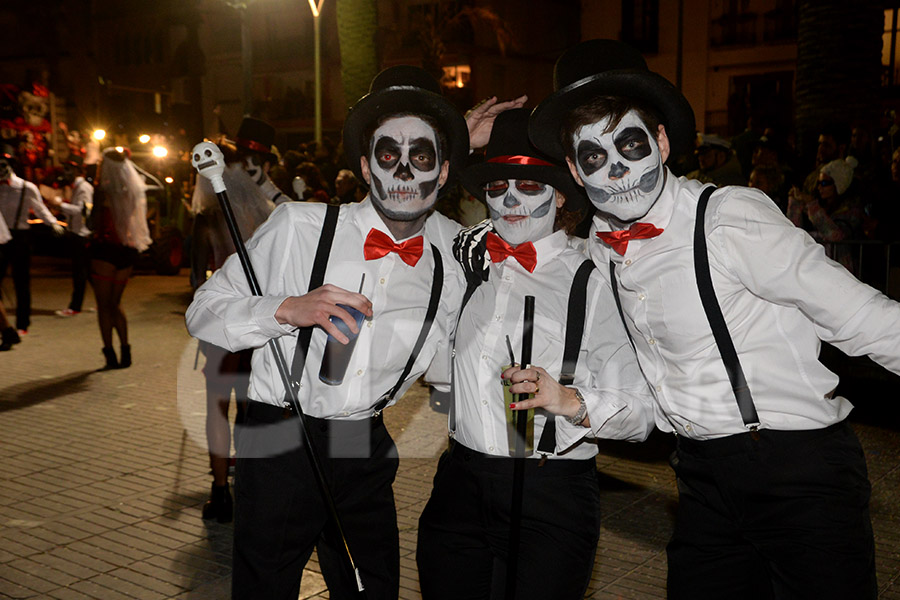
left=595, top=223, right=664, bottom=255
left=485, top=232, right=538, bottom=273
left=363, top=228, right=424, bottom=267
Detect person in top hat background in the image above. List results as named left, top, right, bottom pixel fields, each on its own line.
left=527, top=38, right=900, bottom=599
left=52, top=155, right=93, bottom=317
left=416, top=108, right=655, bottom=600
left=231, top=116, right=289, bottom=205
left=0, top=144, right=63, bottom=335
left=189, top=136, right=276, bottom=524
left=186, top=65, right=472, bottom=599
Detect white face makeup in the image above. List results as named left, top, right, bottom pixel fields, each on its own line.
left=367, top=116, right=443, bottom=221
left=572, top=111, right=665, bottom=222
left=485, top=179, right=556, bottom=246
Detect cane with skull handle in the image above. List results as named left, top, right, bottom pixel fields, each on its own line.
left=191, top=142, right=366, bottom=594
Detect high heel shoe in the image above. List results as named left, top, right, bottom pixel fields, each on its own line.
left=119, top=344, right=132, bottom=368
left=201, top=482, right=233, bottom=523
left=101, top=347, right=119, bottom=370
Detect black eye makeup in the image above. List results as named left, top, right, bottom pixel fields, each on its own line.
left=614, top=127, right=652, bottom=161
left=577, top=139, right=607, bottom=175
left=373, top=137, right=401, bottom=170
left=484, top=180, right=509, bottom=198
left=408, top=138, right=437, bottom=172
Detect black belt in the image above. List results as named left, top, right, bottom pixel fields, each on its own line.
left=448, top=440, right=595, bottom=476
left=245, top=400, right=384, bottom=433
left=676, top=420, right=848, bottom=458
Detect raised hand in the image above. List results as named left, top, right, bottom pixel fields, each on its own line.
left=466, top=94, right=528, bottom=150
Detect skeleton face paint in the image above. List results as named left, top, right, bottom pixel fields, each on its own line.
left=0, top=159, right=11, bottom=181
left=485, top=179, right=556, bottom=246
left=367, top=116, right=443, bottom=221
left=572, top=111, right=664, bottom=222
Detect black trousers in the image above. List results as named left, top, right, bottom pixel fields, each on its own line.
left=67, top=234, right=90, bottom=311
left=232, top=401, right=399, bottom=600
left=667, top=421, right=877, bottom=600
left=416, top=441, right=601, bottom=600
left=0, top=230, right=32, bottom=330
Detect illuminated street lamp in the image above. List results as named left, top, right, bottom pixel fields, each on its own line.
left=139, top=134, right=151, bottom=144
left=152, top=145, right=168, bottom=158
left=93, top=129, right=106, bottom=142
left=308, top=0, right=325, bottom=146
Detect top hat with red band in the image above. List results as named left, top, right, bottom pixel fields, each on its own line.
left=233, top=117, right=278, bottom=163
left=342, top=65, right=468, bottom=194
left=461, top=108, right=586, bottom=211
left=529, top=38, right=696, bottom=161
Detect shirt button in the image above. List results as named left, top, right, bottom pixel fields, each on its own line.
left=341, top=411, right=350, bottom=416
left=638, top=294, right=646, bottom=301
left=624, top=259, right=632, bottom=266
left=655, top=385, right=662, bottom=392
left=380, top=277, right=386, bottom=284
left=504, top=275, right=511, bottom=281
left=482, top=400, right=488, bottom=406
left=648, top=338, right=656, bottom=345
left=366, top=321, right=373, bottom=328
left=488, top=446, right=494, bottom=452
left=495, top=315, right=502, bottom=321
left=356, top=369, right=363, bottom=376
left=685, top=424, right=693, bottom=432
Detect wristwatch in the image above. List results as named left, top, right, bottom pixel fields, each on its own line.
left=565, top=388, right=588, bottom=426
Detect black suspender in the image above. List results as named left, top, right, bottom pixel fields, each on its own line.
left=13, top=182, right=27, bottom=230
left=535, top=258, right=595, bottom=456
left=607, top=185, right=759, bottom=430
left=286, top=203, right=341, bottom=396
left=693, top=186, right=759, bottom=429
left=371, top=245, right=443, bottom=415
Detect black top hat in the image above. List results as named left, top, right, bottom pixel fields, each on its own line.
left=529, top=39, right=696, bottom=161
left=461, top=108, right=586, bottom=213
left=342, top=65, right=469, bottom=190
left=233, top=117, right=277, bottom=163
left=0, top=143, right=17, bottom=163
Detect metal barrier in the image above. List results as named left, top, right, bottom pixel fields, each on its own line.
left=822, top=240, right=900, bottom=299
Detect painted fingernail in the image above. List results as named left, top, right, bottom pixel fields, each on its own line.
left=509, top=403, right=516, bottom=409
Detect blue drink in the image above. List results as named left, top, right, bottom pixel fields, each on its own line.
left=318, top=304, right=366, bottom=385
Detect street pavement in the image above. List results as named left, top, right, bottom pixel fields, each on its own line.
left=1, top=256, right=899, bottom=599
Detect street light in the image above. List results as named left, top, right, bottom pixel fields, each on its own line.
left=308, top=0, right=325, bottom=146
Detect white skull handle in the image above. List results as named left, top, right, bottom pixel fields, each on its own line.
left=191, top=142, right=226, bottom=193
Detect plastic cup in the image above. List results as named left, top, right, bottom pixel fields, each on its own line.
left=502, top=364, right=534, bottom=456
left=318, top=304, right=366, bottom=386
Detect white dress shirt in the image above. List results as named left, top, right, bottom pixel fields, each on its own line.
left=0, top=173, right=58, bottom=230
left=453, top=230, right=655, bottom=459
left=58, top=177, right=92, bottom=237
left=0, top=208, right=10, bottom=244
left=186, top=199, right=464, bottom=420
left=588, top=172, right=900, bottom=440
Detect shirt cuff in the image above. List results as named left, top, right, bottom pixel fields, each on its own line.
left=253, top=295, right=298, bottom=337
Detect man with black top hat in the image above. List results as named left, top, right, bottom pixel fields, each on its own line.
left=186, top=65, right=468, bottom=599
left=0, top=144, right=62, bottom=334
left=416, top=108, right=654, bottom=599
left=527, top=38, right=900, bottom=599
left=231, top=116, right=289, bottom=205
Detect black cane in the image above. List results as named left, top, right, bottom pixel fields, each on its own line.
left=191, top=142, right=365, bottom=594
left=506, top=295, right=535, bottom=599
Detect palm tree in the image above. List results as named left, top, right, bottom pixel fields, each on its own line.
left=336, top=0, right=380, bottom=110
left=794, top=0, right=884, bottom=161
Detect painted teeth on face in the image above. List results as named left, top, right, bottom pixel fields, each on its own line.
left=485, top=179, right=557, bottom=246
left=368, top=116, right=442, bottom=221
left=573, top=110, right=665, bottom=222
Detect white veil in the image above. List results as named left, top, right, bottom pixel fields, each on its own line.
left=99, top=154, right=153, bottom=252
left=192, top=162, right=275, bottom=269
